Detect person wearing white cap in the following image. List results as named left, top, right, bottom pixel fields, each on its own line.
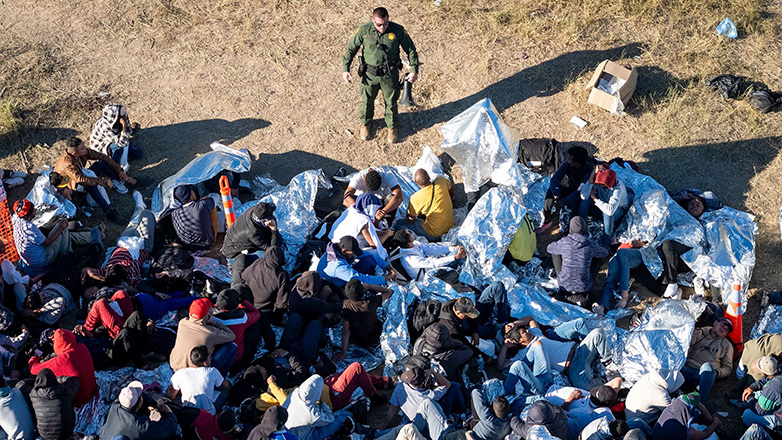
left=100, top=381, right=178, bottom=440
left=733, top=356, right=782, bottom=432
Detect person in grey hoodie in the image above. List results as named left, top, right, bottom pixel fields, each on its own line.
left=282, top=374, right=352, bottom=440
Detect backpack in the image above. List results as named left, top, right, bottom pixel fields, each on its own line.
left=408, top=299, right=442, bottom=342
left=518, top=138, right=560, bottom=175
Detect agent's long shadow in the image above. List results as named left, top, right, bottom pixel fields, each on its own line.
left=254, top=150, right=357, bottom=184
left=135, top=118, right=270, bottom=183
left=639, top=136, right=782, bottom=210
left=400, top=42, right=643, bottom=134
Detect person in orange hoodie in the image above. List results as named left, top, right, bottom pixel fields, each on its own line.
left=27, top=329, right=97, bottom=407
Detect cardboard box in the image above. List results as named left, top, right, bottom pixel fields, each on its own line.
left=585, top=60, right=638, bottom=114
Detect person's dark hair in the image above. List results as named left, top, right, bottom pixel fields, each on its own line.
left=609, top=420, right=630, bottom=437
left=190, top=345, right=210, bottom=366
left=344, top=279, right=364, bottom=301
left=65, top=137, right=83, bottom=151
left=23, top=292, right=43, bottom=311
left=104, top=265, right=128, bottom=286
left=567, top=145, right=589, bottom=165
left=0, top=376, right=6, bottom=388
left=217, top=409, right=236, bottom=433
left=507, top=327, right=523, bottom=341
left=365, top=169, right=382, bottom=191
left=492, top=396, right=511, bottom=419
left=393, top=228, right=414, bottom=248
left=372, top=7, right=389, bottom=19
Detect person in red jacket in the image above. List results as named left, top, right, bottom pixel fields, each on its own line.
left=75, top=289, right=135, bottom=339
left=212, top=289, right=261, bottom=368
left=28, top=329, right=97, bottom=407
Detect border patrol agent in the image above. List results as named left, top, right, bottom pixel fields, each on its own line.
left=342, top=7, right=419, bottom=144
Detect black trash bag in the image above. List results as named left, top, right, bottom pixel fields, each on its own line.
left=705, top=74, right=746, bottom=99
left=749, top=90, right=782, bottom=113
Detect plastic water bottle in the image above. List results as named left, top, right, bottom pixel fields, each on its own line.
left=716, top=17, right=738, bottom=39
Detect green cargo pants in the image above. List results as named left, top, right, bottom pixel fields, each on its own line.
left=360, top=70, right=400, bottom=129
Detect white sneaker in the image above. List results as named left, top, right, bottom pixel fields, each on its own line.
left=694, top=277, right=707, bottom=297
left=132, top=190, right=146, bottom=209
left=112, top=180, right=128, bottom=194
left=663, top=283, right=682, bottom=299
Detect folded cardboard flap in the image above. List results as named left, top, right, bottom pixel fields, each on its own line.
left=586, top=59, right=638, bottom=113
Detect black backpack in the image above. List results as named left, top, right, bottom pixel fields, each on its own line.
left=518, top=138, right=560, bottom=175
left=408, top=299, right=442, bottom=343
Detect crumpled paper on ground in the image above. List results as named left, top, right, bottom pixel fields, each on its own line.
left=26, top=169, right=77, bottom=227
left=440, top=98, right=527, bottom=193
left=151, top=142, right=252, bottom=218
left=457, top=185, right=527, bottom=290
left=618, top=299, right=705, bottom=384
left=236, top=170, right=330, bottom=272
left=76, top=363, right=175, bottom=435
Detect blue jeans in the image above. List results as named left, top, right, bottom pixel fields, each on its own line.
left=474, top=282, right=509, bottom=339
left=547, top=318, right=589, bottom=342
left=743, top=411, right=782, bottom=432
left=299, top=410, right=351, bottom=439
left=84, top=185, right=111, bottom=212
left=681, top=363, right=717, bottom=404
left=438, top=383, right=465, bottom=416
left=505, top=358, right=548, bottom=412
left=211, top=342, right=238, bottom=376
left=600, top=248, right=644, bottom=307
left=741, top=423, right=777, bottom=440
left=392, top=217, right=441, bottom=242
left=569, top=328, right=611, bottom=390
left=280, top=313, right=323, bottom=366
left=111, top=143, right=143, bottom=163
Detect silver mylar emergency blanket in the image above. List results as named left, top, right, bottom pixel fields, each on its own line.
left=26, top=169, right=77, bottom=227
left=440, top=98, right=528, bottom=193
left=457, top=185, right=527, bottom=290
left=613, top=163, right=756, bottom=304
left=508, top=283, right=593, bottom=327
left=76, top=363, right=175, bottom=435
left=236, top=169, right=330, bottom=272
left=750, top=305, right=782, bottom=339
left=151, top=142, right=252, bottom=218
left=618, top=299, right=705, bottom=384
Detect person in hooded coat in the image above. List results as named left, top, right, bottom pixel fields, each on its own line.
left=547, top=216, right=609, bottom=301
left=511, top=400, right=568, bottom=440
left=27, top=329, right=97, bottom=408
left=221, top=202, right=281, bottom=259
left=287, top=271, right=342, bottom=323
left=231, top=246, right=289, bottom=350
left=282, top=375, right=351, bottom=440
left=212, top=289, right=261, bottom=367
left=29, top=369, right=79, bottom=440
left=624, top=370, right=684, bottom=427
left=247, top=406, right=298, bottom=440
left=89, top=103, right=142, bottom=166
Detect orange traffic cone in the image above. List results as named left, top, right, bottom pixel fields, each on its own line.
left=726, top=280, right=744, bottom=354
left=219, top=175, right=236, bottom=229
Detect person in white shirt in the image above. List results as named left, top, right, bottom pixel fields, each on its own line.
left=389, top=229, right=466, bottom=282
left=167, top=345, right=230, bottom=415
left=343, top=168, right=403, bottom=225
left=580, top=167, right=630, bottom=237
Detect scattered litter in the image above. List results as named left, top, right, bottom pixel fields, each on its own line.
left=345, top=128, right=353, bottom=135
left=716, top=17, right=738, bottom=39
left=705, top=74, right=782, bottom=112
left=570, top=115, right=588, bottom=128
left=433, top=0, right=441, bottom=5
left=716, top=411, right=729, bottom=418
left=521, top=52, right=529, bottom=59
left=98, top=91, right=110, bottom=97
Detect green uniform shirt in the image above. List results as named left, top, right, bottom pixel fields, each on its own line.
left=342, top=21, right=419, bottom=74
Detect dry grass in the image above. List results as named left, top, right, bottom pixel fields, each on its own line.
left=0, top=98, right=22, bottom=138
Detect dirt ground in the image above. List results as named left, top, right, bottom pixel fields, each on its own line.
left=2, top=0, right=782, bottom=437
